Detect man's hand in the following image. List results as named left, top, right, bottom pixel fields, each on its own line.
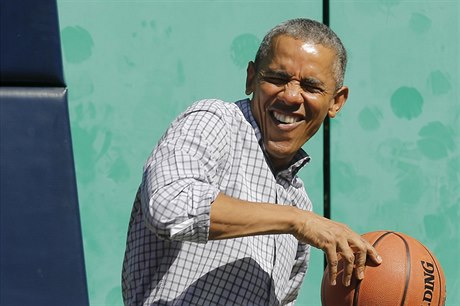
left=293, top=211, right=382, bottom=287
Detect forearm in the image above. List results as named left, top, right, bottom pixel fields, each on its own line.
left=209, top=192, right=302, bottom=240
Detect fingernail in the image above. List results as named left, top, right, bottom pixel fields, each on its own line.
left=377, top=255, right=383, bottom=263
left=359, top=271, right=364, bottom=279
left=331, top=279, right=336, bottom=286
left=345, top=277, right=351, bottom=287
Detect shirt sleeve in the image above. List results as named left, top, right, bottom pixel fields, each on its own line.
left=139, top=102, right=230, bottom=243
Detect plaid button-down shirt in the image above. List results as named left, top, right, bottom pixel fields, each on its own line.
left=122, top=98, right=312, bottom=305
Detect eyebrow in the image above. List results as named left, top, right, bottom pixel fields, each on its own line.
left=260, top=69, right=291, bottom=79
left=301, top=77, right=326, bottom=88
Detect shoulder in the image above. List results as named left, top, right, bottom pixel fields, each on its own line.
left=162, top=99, right=245, bottom=139
left=169, top=99, right=247, bottom=132
left=182, top=99, right=243, bottom=121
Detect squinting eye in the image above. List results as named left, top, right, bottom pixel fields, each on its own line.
left=301, top=85, right=323, bottom=94
left=264, top=77, right=288, bottom=86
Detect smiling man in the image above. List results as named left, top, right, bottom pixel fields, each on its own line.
left=122, top=18, right=381, bottom=306
left=247, top=33, right=349, bottom=171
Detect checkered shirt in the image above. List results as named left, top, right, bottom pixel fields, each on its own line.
left=122, top=98, right=312, bottom=305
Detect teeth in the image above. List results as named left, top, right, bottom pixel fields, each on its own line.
left=273, top=111, right=298, bottom=124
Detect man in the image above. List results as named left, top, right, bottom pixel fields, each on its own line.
left=122, top=18, right=381, bottom=305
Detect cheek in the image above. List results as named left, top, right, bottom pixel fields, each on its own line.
left=251, top=95, right=269, bottom=127
left=303, top=95, right=333, bottom=117
left=259, top=82, right=282, bottom=98
left=253, top=86, right=276, bottom=114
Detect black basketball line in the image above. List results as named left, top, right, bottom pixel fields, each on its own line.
left=352, top=231, right=394, bottom=306
left=393, top=232, right=411, bottom=306
left=421, top=242, right=444, bottom=306
left=321, top=276, right=327, bottom=306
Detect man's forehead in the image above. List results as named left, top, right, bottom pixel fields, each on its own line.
left=265, top=37, right=336, bottom=66
left=265, top=37, right=332, bottom=65
left=270, top=34, right=316, bottom=48
left=300, top=43, right=321, bottom=55
left=259, top=36, right=338, bottom=88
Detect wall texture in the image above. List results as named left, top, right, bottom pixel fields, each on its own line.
left=57, top=0, right=458, bottom=305
left=330, top=0, right=459, bottom=305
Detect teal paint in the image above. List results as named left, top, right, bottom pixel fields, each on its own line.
left=390, top=86, right=424, bottom=120
left=409, top=12, right=432, bottom=34
left=331, top=1, right=459, bottom=305
left=417, top=121, right=455, bottom=160
left=358, top=106, right=383, bottom=130
left=61, top=26, right=94, bottom=63
left=230, top=33, right=260, bottom=69
left=428, top=70, right=452, bottom=95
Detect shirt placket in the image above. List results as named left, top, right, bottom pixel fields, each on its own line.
left=268, top=174, right=295, bottom=305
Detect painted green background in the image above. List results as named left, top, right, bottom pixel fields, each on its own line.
left=57, top=0, right=458, bottom=305
left=330, top=0, right=459, bottom=305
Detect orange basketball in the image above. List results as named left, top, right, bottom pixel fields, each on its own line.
left=321, top=231, right=446, bottom=306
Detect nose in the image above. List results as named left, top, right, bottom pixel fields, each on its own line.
left=281, top=81, right=304, bottom=105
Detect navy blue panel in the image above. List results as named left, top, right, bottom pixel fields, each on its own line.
left=0, top=87, right=88, bottom=306
left=0, top=0, right=64, bottom=86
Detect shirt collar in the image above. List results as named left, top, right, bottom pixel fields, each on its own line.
left=235, top=98, right=310, bottom=179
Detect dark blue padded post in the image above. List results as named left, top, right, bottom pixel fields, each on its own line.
left=0, top=0, right=64, bottom=86
left=0, top=87, right=89, bottom=306
left=1, top=0, right=89, bottom=304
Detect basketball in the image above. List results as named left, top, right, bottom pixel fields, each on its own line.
left=321, top=231, right=446, bottom=306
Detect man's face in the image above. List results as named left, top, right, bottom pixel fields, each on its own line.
left=246, top=35, right=348, bottom=170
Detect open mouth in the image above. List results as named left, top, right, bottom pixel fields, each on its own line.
left=272, top=111, right=303, bottom=124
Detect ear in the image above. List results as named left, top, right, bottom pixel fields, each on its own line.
left=328, top=86, right=349, bottom=118
left=245, top=61, right=256, bottom=95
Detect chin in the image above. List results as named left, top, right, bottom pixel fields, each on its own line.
left=266, top=143, right=297, bottom=165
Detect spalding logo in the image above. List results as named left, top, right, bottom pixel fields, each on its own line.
left=421, top=261, right=435, bottom=305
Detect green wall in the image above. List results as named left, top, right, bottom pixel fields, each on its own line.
left=330, top=1, right=459, bottom=305
left=57, top=0, right=458, bottom=305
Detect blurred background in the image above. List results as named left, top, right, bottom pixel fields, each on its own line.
left=55, top=0, right=458, bottom=305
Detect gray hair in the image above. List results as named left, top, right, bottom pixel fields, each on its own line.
left=254, top=18, right=347, bottom=89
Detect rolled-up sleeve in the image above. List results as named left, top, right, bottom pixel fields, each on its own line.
left=139, top=103, right=229, bottom=243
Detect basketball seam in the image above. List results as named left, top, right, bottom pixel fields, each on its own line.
left=393, top=232, right=411, bottom=306
left=353, top=231, right=394, bottom=306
